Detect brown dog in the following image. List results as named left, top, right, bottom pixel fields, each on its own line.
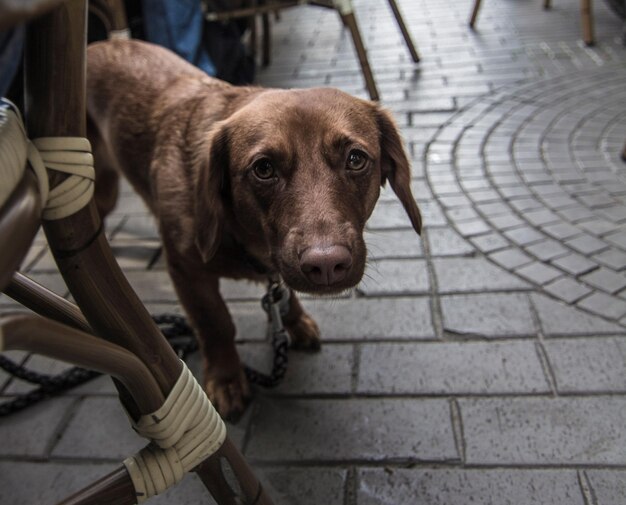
left=87, top=39, right=421, bottom=420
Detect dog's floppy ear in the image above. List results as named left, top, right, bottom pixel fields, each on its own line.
left=376, top=106, right=422, bottom=235
left=194, top=122, right=230, bottom=263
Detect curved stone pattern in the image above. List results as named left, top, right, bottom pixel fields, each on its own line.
left=426, top=67, right=626, bottom=326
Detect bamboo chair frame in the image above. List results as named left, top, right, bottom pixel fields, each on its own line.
left=469, top=0, right=595, bottom=46
left=205, top=0, right=420, bottom=101
left=0, top=1, right=275, bottom=503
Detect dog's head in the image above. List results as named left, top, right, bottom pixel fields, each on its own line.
left=194, top=88, right=421, bottom=294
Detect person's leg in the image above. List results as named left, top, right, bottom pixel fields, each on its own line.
left=141, top=0, right=216, bottom=76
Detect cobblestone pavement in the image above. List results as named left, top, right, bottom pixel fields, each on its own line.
left=2, top=0, right=626, bottom=504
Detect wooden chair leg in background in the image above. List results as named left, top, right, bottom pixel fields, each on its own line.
left=338, top=10, right=379, bottom=100
left=581, top=0, right=595, bottom=45
left=262, top=11, right=271, bottom=67
left=544, top=0, right=552, bottom=9
left=469, top=0, right=482, bottom=28
left=386, top=0, right=419, bottom=62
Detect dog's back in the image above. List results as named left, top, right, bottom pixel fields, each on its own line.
left=87, top=40, right=231, bottom=214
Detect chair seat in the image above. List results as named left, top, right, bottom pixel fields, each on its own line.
left=0, top=99, right=28, bottom=210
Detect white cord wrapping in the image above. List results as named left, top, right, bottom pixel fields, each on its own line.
left=109, top=28, right=131, bottom=40
left=30, top=137, right=95, bottom=220
left=0, top=100, right=28, bottom=208
left=123, top=362, right=227, bottom=502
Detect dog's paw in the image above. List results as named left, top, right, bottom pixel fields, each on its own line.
left=286, top=312, right=322, bottom=352
left=205, top=369, right=251, bottom=423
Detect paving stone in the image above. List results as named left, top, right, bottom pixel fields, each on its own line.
left=0, top=461, right=118, bottom=505
left=358, top=468, right=585, bottom=505
left=26, top=272, right=70, bottom=298
left=26, top=246, right=58, bottom=272
left=109, top=239, right=160, bottom=270
left=239, top=343, right=353, bottom=395
left=541, top=222, right=581, bottom=240
left=368, top=201, right=443, bottom=229
left=586, top=470, right=626, bottom=505
left=605, top=230, right=626, bottom=249
left=302, top=296, right=435, bottom=340
left=358, top=259, right=430, bottom=295
left=434, top=257, right=530, bottom=293
left=426, top=228, right=475, bottom=256
left=0, top=350, right=27, bottom=395
left=544, top=338, right=626, bottom=393
left=469, top=231, right=509, bottom=253
left=488, top=212, right=526, bottom=230
left=151, top=467, right=347, bottom=505
left=503, top=226, right=545, bottom=246
left=246, top=398, right=457, bottom=462
left=263, top=467, right=347, bottom=505
left=577, top=292, right=626, bottom=320
left=364, top=229, right=423, bottom=258
left=466, top=188, right=501, bottom=203
left=4, top=354, right=73, bottom=394
left=524, top=239, right=568, bottom=261
left=565, top=234, right=609, bottom=255
left=509, top=198, right=544, bottom=213
left=523, top=208, right=560, bottom=226
left=599, top=206, right=626, bottom=224
left=593, top=249, right=626, bottom=271
left=52, top=397, right=146, bottom=459
left=550, top=253, right=597, bottom=275
left=460, top=397, right=626, bottom=464
left=515, top=261, right=563, bottom=285
left=532, top=293, right=624, bottom=335
left=543, top=277, right=593, bottom=303
left=456, top=218, right=492, bottom=237
left=577, top=217, right=620, bottom=236
left=581, top=267, right=626, bottom=294
left=489, top=248, right=533, bottom=269
left=441, top=293, right=535, bottom=337
left=112, top=214, right=159, bottom=240
left=123, top=269, right=176, bottom=302
left=220, top=278, right=266, bottom=301
left=0, top=397, right=75, bottom=457
left=357, top=341, right=549, bottom=394
left=446, top=206, right=480, bottom=222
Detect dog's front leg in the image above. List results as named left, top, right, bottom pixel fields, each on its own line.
left=165, top=252, right=250, bottom=421
left=283, top=290, right=322, bottom=352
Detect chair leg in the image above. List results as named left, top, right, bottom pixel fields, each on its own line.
left=262, top=12, right=271, bottom=67
left=581, top=0, right=594, bottom=45
left=386, top=0, right=419, bottom=62
left=340, top=11, right=380, bottom=101
left=469, top=0, right=482, bottom=28
left=544, top=0, right=552, bottom=9
left=621, top=139, right=626, bottom=162
left=23, top=2, right=276, bottom=503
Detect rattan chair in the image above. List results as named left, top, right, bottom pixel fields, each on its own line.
left=205, top=0, right=420, bottom=101
left=0, top=1, right=274, bottom=503
left=469, top=0, right=595, bottom=46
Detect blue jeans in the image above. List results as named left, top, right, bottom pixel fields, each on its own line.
left=141, top=0, right=216, bottom=76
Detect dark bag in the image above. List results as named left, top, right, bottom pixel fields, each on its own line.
left=203, top=1, right=256, bottom=85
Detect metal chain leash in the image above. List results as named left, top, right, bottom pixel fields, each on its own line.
left=0, top=280, right=291, bottom=416
left=243, top=278, right=290, bottom=388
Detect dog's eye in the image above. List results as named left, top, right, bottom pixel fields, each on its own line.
left=346, top=150, right=368, bottom=171
left=253, top=159, right=275, bottom=180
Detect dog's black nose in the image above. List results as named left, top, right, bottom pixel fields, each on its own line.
left=300, top=245, right=352, bottom=286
